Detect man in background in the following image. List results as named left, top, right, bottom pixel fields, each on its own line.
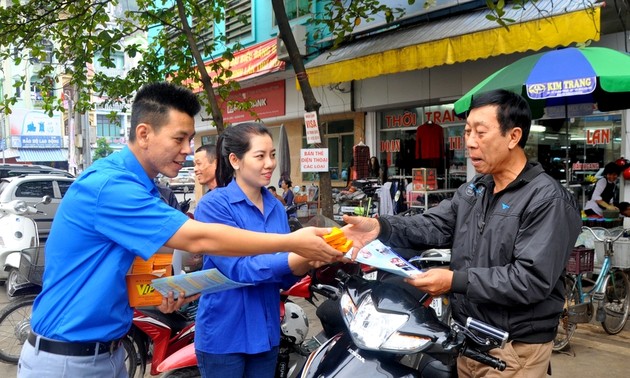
left=268, top=186, right=286, bottom=205
left=194, top=144, right=217, bottom=192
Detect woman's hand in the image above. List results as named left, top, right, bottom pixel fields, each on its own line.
left=288, top=227, right=345, bottom=262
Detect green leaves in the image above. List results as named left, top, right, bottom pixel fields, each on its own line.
left=0, top=0, right=241, bottom=128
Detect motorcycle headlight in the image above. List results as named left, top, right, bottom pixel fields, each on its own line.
left=340, top=292, right=358, bottom=325
left=345, top=294, right=431, bottom=352
left=12, top=201, right=28, bottom=215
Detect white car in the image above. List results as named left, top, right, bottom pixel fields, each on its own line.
left=0, top=174, right=75, bottom=241
left=167, top=168, right=195, bottom=192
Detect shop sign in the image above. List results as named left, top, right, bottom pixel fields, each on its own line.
left=383, top=111, right=419, bottom=129
left=380, top=139, right=401, bottom=153
left=304, top=111, right=321, bottom=144
left=424, top=108, right=462, bottom=125
left=527, top=77, right=596, bottom=99
left=9, top=108, right=62, bottom=148
left=448, top=136, right=464, bottom=150
left=300, top=148, right=329, bottom=172
left=572, top=162, right=600, bottom=171
left=103, top=136, right=127, bottom=144
left=183, top=39, right=285, bottom=92
left=586, top=129, right=611, bottom=145
left=545, top=103, right=594, bottom=118
left=220, top=80, right=285, bottom=123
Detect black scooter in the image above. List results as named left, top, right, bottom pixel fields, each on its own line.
left=301, top=270, right=508, bottom=378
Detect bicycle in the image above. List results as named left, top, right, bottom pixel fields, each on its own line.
left=554, top=226, right=630, bottom=351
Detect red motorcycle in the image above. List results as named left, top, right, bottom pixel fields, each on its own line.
left=154, top=265, right=349, bottom=378
left=125, top=304, right=197, bottom=377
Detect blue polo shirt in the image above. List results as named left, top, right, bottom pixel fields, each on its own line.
left=31, top=147, right=190, bottom=342
left=194, top=179, right=297, bottom=354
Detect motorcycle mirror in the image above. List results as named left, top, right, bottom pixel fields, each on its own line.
left=182, top=186, right=190, bottom=194
left=41, top=195, right=52, bottom=205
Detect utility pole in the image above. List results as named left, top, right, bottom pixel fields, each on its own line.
left=0, top=115, right=5, bottom=164
left=65, top=88, right=77, bottom=176
left=82, top=112, right=92, bottom=168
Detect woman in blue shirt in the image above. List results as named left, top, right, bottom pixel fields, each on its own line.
left=281, top=178, right=294, bottom=206
left=194, top=123, right=313, bottom=378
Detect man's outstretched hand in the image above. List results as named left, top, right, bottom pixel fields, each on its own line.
left=341, top=215, right=380, bottom=258
left=157, top=291, right=201, bottom=314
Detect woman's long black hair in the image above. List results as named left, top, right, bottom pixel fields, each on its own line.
left=215, top=122, right=273, bottom=187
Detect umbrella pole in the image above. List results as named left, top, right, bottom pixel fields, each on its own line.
left=565, top=113, right=570, bottom=186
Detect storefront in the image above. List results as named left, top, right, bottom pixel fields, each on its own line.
left=7, top=108, right=68, bottom=169
left=373, top=101, right=624, bottom=210
left=377, top=105, right=466, bottom=190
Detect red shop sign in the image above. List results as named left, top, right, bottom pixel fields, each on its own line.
left=220, top=80, right=286, bottom=123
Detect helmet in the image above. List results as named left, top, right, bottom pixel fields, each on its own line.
left=280, top=302, right=309, bottom=345
left=624, top=167, right=630, bottom=180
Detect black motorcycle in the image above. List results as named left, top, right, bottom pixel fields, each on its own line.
left=301, top=270, right=508, bottom=378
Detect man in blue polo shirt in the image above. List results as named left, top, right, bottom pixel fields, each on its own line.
left=18, top=82, right=341, bottom=377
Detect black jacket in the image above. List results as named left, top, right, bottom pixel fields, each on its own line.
left=378, top=163, right=581, bottom=343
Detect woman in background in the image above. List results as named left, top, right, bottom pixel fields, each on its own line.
left=193, top=122, right=313, bottom=378
left=584, top=162, right=622, bottom=217
left=280, top=178, right=294, bottom=207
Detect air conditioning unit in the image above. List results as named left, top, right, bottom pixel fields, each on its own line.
left=276, top=24, right=307, bottom=62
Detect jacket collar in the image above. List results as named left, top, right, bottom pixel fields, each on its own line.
left=474, top=162, right=545, bottom=193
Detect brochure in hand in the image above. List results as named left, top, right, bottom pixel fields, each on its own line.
left=345, top=239, right=424, bottom=278
left=151, top=268, right=251, bottom=299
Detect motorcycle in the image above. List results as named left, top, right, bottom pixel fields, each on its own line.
left=154, top=257, right=355, bottom=378
left=153, top=270, right=335, bottom=378
left=300, top=269, right=509, bottom=378
left=124, top=306, right=197, bottom=377
left=0, top=196, right=51, bottom=298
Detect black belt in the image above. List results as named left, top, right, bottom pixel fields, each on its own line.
left=28, top=332, right=121, bottom=356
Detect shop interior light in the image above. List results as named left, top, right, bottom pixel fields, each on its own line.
left=531, top=125, right=546, bottom=133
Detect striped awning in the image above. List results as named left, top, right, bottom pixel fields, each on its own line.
left=16, top=148, right=68, bottom=162
left=305, top=0, right=601, bottom=87
left=0, top=148, right=21, bottom=159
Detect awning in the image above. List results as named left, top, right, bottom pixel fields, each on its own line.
left=306, top=0, right=601, bottom=88
left=16, top=148, right=68, bottom=162
left=0, top=148, right=21, bottom=159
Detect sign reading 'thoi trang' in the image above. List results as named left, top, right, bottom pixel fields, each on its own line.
left=526, top=77, right=596, bottom=99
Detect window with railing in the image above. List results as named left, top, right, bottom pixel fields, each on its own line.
left=273, top=0, right=311, bottom=24
left=29, top=39, right=54, bottom=65
left=96, top=114, right=124, bottom=137
left=302, top=119, right=354, bottom=182
left=192, top=0, right=215, bottom=53
left=225, top=0, right=252, bottom=44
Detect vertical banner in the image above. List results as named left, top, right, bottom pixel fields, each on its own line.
left=304, top=111, right=321, bottom=144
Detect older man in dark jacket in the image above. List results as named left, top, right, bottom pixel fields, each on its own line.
left=343, top=90, right=581, bottom=377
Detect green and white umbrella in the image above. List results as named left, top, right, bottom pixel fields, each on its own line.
left=454, top=47, right=630, bottom=118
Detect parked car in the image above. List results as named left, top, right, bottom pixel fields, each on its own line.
left=0, top=163, right=74, bottom=179
left=167, top=168, right=195, bottom=192
left=0, top=174, right=75, bottom=241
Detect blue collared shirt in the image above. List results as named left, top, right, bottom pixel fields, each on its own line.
left=31, top=147, right=190, bottom=342
left=194, top=179, right=296, bottom=354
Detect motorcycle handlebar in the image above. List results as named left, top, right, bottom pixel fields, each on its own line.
left=312, top=284, right=339, bottom=300
left=461, top=345, right=506, bottom=371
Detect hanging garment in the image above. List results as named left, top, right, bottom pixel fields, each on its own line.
left=352, top=144, right=370, bottom=180
left=377, top=182, right=394, bottom=216
left=415, top=121, right=444, bottom=160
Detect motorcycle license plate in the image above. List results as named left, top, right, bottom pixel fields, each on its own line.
left=430, top=297, right=442, bottom=317
left=363, top=271, right=378, bottom=280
